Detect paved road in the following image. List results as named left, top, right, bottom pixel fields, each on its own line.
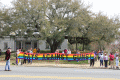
left=0, top=66, right=120, bottom=80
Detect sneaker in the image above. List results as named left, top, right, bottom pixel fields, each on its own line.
left=8, top=70, right=11, bottom=71
left=4, top=70, right=7, bottom=71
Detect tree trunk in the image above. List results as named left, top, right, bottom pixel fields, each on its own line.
left=76, top=42, right=77, bottom=53
left=82, top=42, right=84, bottom=51
left=50, top=45, right=58, bottom=53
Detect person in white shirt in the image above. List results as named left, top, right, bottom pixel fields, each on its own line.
left=115, top=51, right=119, bottom=58
left=16, top=49, right=19, bottom=65
left=104, top=53, right=108, bottom=68
left=18, top=49, right=21, bottom=65
left=116, top=55, right=119, bottom=69
left=100, top=53, right=104, bottom=67
left=67, top=49, right=71, bottom=54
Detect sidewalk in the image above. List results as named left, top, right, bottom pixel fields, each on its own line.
left=0, top=60, right=118, bottom=69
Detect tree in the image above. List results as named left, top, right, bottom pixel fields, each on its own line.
left=87, top=12, right=119, bottom=50
left=11, top=0, right=47, bottom=39
left=66, top=2, right=92, bottom=51
left=41, top=0, right=92, bottom=52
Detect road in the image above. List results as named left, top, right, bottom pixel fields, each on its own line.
left=0, top=66, right=120, bottom=80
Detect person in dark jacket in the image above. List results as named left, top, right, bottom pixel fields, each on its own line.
left=0, top=49, right=1, bottom=56
left=5, top=47, right=11, bottom=71
left=37, top=48, right=40, bottom=53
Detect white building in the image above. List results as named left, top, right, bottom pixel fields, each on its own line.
left=0, top=36, right=68, bottom=52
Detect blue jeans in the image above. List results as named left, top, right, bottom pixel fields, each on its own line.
left=5, top=59, right=10, bottom=70
left=100, top=60, right=103, bottom=66
left=30, top=60, right=32, bottom=64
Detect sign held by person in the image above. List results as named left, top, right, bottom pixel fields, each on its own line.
left=18, top=52, right=94, bottom=61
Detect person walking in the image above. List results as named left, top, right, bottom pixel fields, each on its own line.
left=110, top=52, right=115, bottom=69
left=104, top=53, right=108, bottom=68
left=116, top=54, right=119, bottom=69
left=5, top=47, right=11, bottom=71
left=100, top=53, right=104, bottom=68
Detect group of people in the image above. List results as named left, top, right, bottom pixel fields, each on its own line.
left=4, top=47, right=119, bottom=71
left=91, top=50, right=119, bottom=69
left=16, top=48, right=40, bottom=65
left=62, top=49, right=71, bottom=54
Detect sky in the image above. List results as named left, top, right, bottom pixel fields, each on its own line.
left=0, top=0, right=120, bottom=18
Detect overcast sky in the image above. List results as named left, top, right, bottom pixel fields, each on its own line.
left=0, top=0, right=120, bottom=18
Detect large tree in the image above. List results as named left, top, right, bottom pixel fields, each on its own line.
left=41, top=0, right=92, bottom=52
left=11, top=0, right=47, bottom=39
left=87, top=13, right=120, bottom=50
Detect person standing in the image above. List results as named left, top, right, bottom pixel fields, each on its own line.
left=68, top=49, right=71, bottom=54
left=62, top=50, right=64, bottom=53
left=37, top=48, right=40, bottom=53
left=27, top=50, right=30, bottom=64
left=5, top=47, right=11, bottom=71
left=98, top=50, right=101, bottom=61
left=100, top=53, right=104, bottom=68
left=30, top=48, right=33, bottom=64
left=16, top=49, right=19, bottom=65
left=104, top=53, right=108, bottom=68
left=116, top=55, right=119, bottom=69
left=110, top=52, right=115, bottom=69
left=67, top=49, right=71, bottom=62
left=101, top=50, right=104, bottom=55
left=94, top=51, right=97, bottom=61
left=115, top=51, right=119, bottom=58
left=90, top=51, right=95, bottom=67
left=55, top=49, right=60, bottom=66
left=0, top=49, right=1, bottom=56
left=18, top=49, right=21, bottom=65
left=76, top=50, right=80, bottom=62
left=64, top=49, right=67, bottom=55
left=23, top=51, right=27, bottom=64
left=33, top=48, right=37, bottom=53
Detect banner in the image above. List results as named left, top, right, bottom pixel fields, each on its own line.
left=18, top=52, right=94, bottom=61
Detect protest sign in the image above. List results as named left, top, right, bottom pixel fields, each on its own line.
left=18, top=52, right=94, bottom=61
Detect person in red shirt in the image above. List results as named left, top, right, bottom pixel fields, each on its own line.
left=5, top=47, right=11, bottom=71
left=64, top=49, right=67, bottom=55
left=110, top=52, right=115, bottom=69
